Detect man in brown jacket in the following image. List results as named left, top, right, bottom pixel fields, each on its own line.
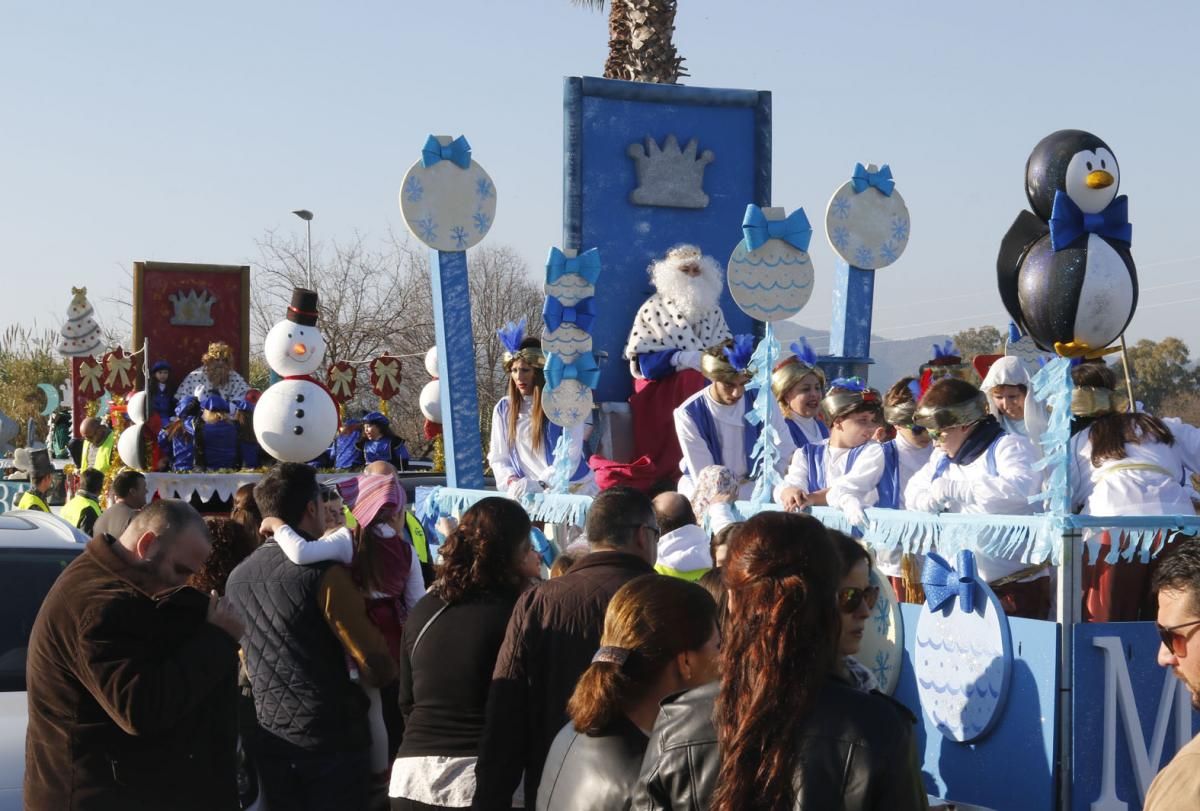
left=472, top=486, right=658, bottom=809
left=25, top=498, right=244, bottom=810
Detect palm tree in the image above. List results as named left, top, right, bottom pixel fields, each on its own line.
left=574, top=0, right=687, bottom=84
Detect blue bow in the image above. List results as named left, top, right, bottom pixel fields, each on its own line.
left=420, top=135, right=472, bottom=169
left=828, top=376, right=866, bottom=393
left=850, top=163, right=895, bottom=196
left=1007, top=322, right=1022, bottom=345
left=545, top=353, right=601, bottom=390
left=543, top=296, right=596, bottom=333
left=921, top=550, right=978, bottom=613
left=546, top=247, right=602, bottom=285
left=741, top=205, right=814, bottom=252
left=1048, top=192, right=1132, bottom=252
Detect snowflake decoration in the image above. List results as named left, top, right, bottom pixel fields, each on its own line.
left=879, top=241, right=898, bottom=265
left=831, top=225, right=850, bottom=250
left=872, top=650, right=893, bottom=683
left=830, top=196, right=852, bottom=219
left=573, top=385, right=590, bottom=402
left=475, top=177, right=495, bottom=200
left=567, top=407, right=583, bottom=422
left=891, top=216, right=909, bottom=242
left=473, top=209, right=491, bottom=234
left=450, top=226, right=470, bottom=249
left=415, top=215, right=437, bottom=243
left=549, top=407, right=564, bottom=421
left=855, top=245, right=874, bottom=266
left=873, top=597, right=889, bottom=632
left=403, top=176, right=424, bottom=202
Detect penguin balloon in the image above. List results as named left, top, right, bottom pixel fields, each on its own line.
left=254, top=288, right=340, bottom=462
left=996, top=129, right=1136, bottom=357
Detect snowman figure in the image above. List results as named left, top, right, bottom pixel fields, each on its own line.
left=254, top=288, right=339, bottom=463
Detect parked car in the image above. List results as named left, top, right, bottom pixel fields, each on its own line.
left=0, top=511, right=86, bottom=809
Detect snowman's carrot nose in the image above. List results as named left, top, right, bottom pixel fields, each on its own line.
left=293, top=343, right=308, bottom=356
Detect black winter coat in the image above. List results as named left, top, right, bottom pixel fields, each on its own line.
left=537, top=715, right=649, bottom=811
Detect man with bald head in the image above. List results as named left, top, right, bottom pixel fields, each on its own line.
left=25, top=499, right=243, bottom=809
left=651, top=490, right=712, bottom=580
left=363, top=460, right=397, bottom=477
left=79, top=416, right=117, bottom=474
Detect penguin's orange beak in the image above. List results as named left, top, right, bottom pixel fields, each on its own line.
left=1086, top=170, right=1114, bottom=189
left=292, top=343, right=308, bottom=356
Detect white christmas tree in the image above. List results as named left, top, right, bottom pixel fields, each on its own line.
left=57, top=286, right=103, bottom=357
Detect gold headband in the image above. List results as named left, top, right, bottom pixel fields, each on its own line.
left=701, top=351, right=754, bottom=384
left=820, top=387, right=882, bottom=425
left=883, top=401, right=917, bottom=426
left=1071, top=386, right=1128, bottom=417
left=914, top=391, right=988, bottom=430
left=503, top=348, right=546, bottom=371
left=771, top=359, right=826, bottom=403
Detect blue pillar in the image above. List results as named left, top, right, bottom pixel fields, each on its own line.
left=431, top=249, right=485, bottom=488
left=825, top=260, right=876, bottom=382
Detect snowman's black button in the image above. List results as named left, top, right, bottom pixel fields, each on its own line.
left=295, top=409, right=305, bottom=418
left=296, top=394, right=305, bottom=403
left=293, top=426, right=304, bottom=435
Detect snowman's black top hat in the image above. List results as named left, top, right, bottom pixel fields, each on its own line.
left=287, top=288, right=320, bottom=326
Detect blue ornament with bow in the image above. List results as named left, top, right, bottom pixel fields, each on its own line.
left=741, top=205, right=814, bottom=252
left=790, top=337, right=818, bottom=368
left=921, top=551, right=979, bottom=613
left=545, top=353, right=601, bottom=390
left=420, top=135, right=472, bottom=169
left=543, top=296, right=596, bottom=333
left=546, top=247, right=602, bottom=285
left=1048, top=192, right=1132, bottom=252
left=851, top=163, right=895, bottom=196
left=723, top=334, right=757, bottom=373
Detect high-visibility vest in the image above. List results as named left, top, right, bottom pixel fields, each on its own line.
left=61, top=493, right=102, bottom=529
left=343, top=508, right=428, bottom=564
left=16, top=491, right=49, bottom=512
left=82, top=430, right=117, bottom=473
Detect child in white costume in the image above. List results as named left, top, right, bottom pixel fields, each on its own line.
left=771, top=337, right=829, bottom=450
left=877, top=377, right=934, bottom=600
left=1069, top=362, right=1200, bottom=621
left=488, top=321, right=596, bottom=498
left=775, top=378, right=900, bottom=528
left=905, top=378, right=1047, bottom=619
left=673, top=336, right=794, bottom=500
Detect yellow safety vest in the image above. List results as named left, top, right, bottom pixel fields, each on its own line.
left=16, top=491, right=50, bottom=512
left=82, top=430, right=117, bottom=473
left=61, top=493, right=102, bottom=529
left=342, top=508, right=427, bottom=563
left=654, top=562, right=710, bottom=582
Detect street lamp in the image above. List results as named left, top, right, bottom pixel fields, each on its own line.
left=292, top=209, right=314, bottom=278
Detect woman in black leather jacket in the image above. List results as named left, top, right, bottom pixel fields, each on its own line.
left=537, top=575, right=720, bottom=811
left=632, top=511, right=929, bottom=811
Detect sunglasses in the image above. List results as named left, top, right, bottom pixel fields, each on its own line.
left=838, top=585, right=880, bottom=614
left=1157, top=618, right=1200, bottom=657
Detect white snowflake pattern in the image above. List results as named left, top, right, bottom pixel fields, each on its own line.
left=475, top=178, right=495, bottom=200
left=403, top=176, right=424, bottom=202
left=891, top=216, right=909, bottom=242
left=450, top=226, right=470, bottom=249
left=879, top=241, right=898, bottom=264
left=831, top=225, right=850, bottom=250
left=830, top=196, right=852, bottom=219
left=854, top=245, right=874, bottom=266
left=415, top=215, right=437, bottom=243
left=473, top=209, right=491, bottom=234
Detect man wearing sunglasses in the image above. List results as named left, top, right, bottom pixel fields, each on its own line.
left=1144, top=538, right=1200, bottom=809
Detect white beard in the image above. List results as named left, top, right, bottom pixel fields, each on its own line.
left=652, top=258, right=723, bottom=325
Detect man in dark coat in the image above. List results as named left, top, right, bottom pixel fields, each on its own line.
left=472, top=486, right=658, bottom=809
left=25, top=499, right=243, bottom=810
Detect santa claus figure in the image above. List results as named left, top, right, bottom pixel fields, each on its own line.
left=176, top=341, right=250, bottom=403
left=605, top=245, right=732, bottom=490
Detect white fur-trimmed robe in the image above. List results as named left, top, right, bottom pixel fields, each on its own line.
left=623, top=294, right=731, bottom=374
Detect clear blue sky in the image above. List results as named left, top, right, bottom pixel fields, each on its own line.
left=5, top=1, right=1200, bottom=355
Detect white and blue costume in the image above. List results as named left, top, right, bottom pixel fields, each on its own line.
left=488, top=397, right=596, bottom=496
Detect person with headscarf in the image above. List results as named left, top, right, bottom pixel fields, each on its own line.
left=979, top=355, right=1049, bottom=445
left=689, top=464, right=740, bottom=536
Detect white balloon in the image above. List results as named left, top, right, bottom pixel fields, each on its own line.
left=125, top=391, right=148, bottom=425
left=263, top=319, right=327, bottom=377
left=253, top=379, right=339, bottom=463
left=117, top=425, right=146, bottom=469
left=424, top=346, right=439, bottom=379
left=419, top=379, right=442, bottom=423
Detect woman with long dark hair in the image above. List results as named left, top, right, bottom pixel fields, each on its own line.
left=537, top=575, right=719, bottom=810
left=389, top=497, right=540, bottom=811
left=633, top=511, right=926, bottom=810
left=1070, top=362, right=1200, bottom=620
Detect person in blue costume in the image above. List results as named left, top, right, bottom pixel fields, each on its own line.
left=359, top=413, right=408, bottom=470
left=148, top=361, right=176, bottom=422
left=771, top=337, right=829, bottom=450
left=673, top=335, right=795, bottom=501
left=197, top=395, right=238, bottom=470
left=488, top=323, right=597, bottom=497
left=229, top=398, right=261, bottom=468
left=157, top=396, right=201, bottom=472
left=328, top=416, right=365, bottom=471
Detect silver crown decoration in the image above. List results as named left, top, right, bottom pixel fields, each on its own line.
left=168, top=288, right=217, bottom=327
left=626, top=134, right=715, bottom=209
